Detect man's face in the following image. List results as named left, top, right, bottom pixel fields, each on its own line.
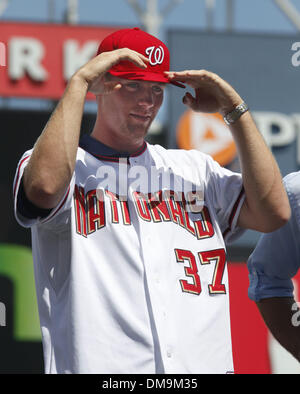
left=98, top=76, right=165, bottom=147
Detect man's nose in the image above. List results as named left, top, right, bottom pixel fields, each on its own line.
left=138, top=88, right=155, bottom=107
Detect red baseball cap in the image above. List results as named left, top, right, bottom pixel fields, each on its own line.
left=97, top=27, right=184, bottom=88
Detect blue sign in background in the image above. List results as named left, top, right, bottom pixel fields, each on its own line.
left=168, top=30, right=300, bottom=250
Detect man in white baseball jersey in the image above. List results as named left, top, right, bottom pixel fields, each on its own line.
left=13, top=27, right=290, bottom=374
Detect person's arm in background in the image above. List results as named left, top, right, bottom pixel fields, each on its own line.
left=23, top=49, right=148, bottom=210
left=256, top=297, right=300, bottom=362
left=247, top=172, right=300, bottom=362
left=166, top=70, right=290, bottom=232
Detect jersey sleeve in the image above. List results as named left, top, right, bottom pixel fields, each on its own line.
left=204, top=154, right=245, bottom=244
left=13, top=150, right=75, bottom=228
left=247, top=172, right=300, bottom=302
left=248, top=248, right=295, bottom=302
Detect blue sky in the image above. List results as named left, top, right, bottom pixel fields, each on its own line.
left=2, top=0, right=300, bottom=35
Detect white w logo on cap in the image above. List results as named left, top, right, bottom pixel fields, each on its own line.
left=145, top=46, right=164, bottom=65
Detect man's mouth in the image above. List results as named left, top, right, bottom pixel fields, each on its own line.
left=130, top=113, right=152, bottom=122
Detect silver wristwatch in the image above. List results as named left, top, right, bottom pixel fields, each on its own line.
left=223, top=102, right=249, bottom=125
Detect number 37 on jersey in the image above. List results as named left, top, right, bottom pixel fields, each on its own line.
left=175, top=248, right=227, bottom=296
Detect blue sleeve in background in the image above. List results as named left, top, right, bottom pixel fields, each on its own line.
left=247, top=172, right=300, bottom=301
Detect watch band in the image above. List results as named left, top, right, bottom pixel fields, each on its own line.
left=223, top=102, right=249, bottom=125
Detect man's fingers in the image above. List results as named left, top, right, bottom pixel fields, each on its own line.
left=182, top=92, right=198, bottom=110
left=93, top=49, right=148, bottom=78
left=90, top=80, right=122, bottom=95
left=87, top=49, right=149, bottom=93
left=165, top=70, right=215, bottom=84
left=102, top=81, right=122, bottom=94
left=113, top=48, right=149, bottom=69
left=167, top=70, right=211, bottom=76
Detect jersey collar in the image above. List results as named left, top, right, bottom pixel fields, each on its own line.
left=79, top=134, right=147, bottom=162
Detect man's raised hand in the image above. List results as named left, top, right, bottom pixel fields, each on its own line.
left=74, top=48, right=149, bottom=95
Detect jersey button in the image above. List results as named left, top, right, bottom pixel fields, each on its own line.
left=166, top=346, right=173, bottom=358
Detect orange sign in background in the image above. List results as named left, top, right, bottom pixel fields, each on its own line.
left=0, top=22, right=121, bottom=100
left=176, top=110, right=237, bottom=167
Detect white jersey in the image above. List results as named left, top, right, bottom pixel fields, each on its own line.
left=13, top=136, right=245, bottom=374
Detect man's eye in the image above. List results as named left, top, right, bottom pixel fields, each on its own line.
left=152, top=86, right=163, bottom=94
left=126, top=83, right=139, bottom=89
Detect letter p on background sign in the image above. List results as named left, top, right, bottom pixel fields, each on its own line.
left=0, top=42, right=6, bottom=66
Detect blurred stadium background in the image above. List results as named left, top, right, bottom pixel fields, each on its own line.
left=1, top=0, right=300, bottom=374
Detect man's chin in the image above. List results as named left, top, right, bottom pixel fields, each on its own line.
left=129, top=122, right=152, bottom=137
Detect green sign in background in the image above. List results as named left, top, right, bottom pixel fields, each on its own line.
left=0, top=244, right=41, bottom=341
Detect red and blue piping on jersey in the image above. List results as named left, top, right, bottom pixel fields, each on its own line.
left=14, top=153, right=70, bottom=222
left=13, top=154, right=31, bottom=199
left=222, top=186, right=245, bottom=240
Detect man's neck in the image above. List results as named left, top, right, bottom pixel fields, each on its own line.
left=90, top=130, right=145, bottom=155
